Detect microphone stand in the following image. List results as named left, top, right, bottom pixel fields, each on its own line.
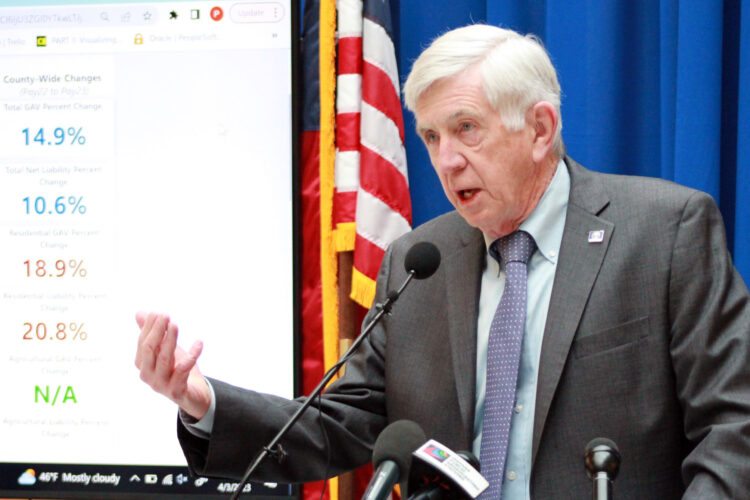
left=230, top=270, right=418, bottom=500
left=591, top=471, right=613, bottom=500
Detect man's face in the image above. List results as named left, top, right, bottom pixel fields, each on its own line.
left=414, top=66, right=550, bottom=239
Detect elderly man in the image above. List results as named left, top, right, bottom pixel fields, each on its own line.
left=136, top=25, right=750, bottom=498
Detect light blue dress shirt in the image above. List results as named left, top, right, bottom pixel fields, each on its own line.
left=473, top=159, right=570, bottom=499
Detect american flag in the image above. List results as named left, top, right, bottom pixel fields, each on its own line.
left=335, top=0, right=412, bottom=308
left=301, top=1, right=410, bottom=498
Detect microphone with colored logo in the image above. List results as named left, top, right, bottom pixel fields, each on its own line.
left=407, top=440, right=488, bottom=500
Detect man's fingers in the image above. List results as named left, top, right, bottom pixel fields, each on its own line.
left=135, top=312, right=206, bottom=411
left=154, top=321, right=179, bottom=379
left=172, top=340, right=202, bottom=380
left=173, top=340, right=209, bottom=416
left=140, top=314, right=169, bottom=370
left=170, top=340, right=203, bottom=402
left=135, top=311, right=147, bottom=329
left=186, top=339, right=203, bottom=363
left=135, top=312, right=158, bottom=368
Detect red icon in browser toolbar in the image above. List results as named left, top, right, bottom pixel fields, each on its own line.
left=210, top=6, right=224, bottom=21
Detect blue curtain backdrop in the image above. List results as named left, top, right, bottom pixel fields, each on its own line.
left=298, top=0, right=750, bottom=281
left=387, top=0, right=750, bottom=282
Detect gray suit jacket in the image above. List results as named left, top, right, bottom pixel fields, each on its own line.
left=179, top=158, right=750, bottom=498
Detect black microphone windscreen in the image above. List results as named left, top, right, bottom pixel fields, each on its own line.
left=372, top=420, right=427, bottom=483
left=584, top=437, right=621, bottom=478
left=404, top=242, right=441, bottom=280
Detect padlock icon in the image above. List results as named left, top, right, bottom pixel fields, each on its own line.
left=134, top=33, right=144, bottom=45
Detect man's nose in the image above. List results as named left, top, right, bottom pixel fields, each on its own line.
left=436, top=137, right=465, bottom=173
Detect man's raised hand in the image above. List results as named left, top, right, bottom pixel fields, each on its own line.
left=135, top=312, right=211, bottom=420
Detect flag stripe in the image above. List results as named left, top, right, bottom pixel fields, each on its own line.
left=336, top=74, right=362, bottom=114
left=359, top=145, right=411, bottom=220
left=333, top=191, right=357, bottom=225
left=337, top=0, right=363, bottom=35
left=338, top=36, right=363, bottom=74
left=360, top=101, right=408, bottom=180
left=336, top=112, right=361, bottom=151
left=362, top=60, right=405, bottom=142
left=334, top=149, right=360, bottom=189
left=355, top=189, right=411, bottom=250
left=362, top=18, right=400, bottom=98
left=353, top=233, right=386, bottom=279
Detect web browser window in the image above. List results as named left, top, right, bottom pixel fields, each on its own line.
left=0, top=0, right=296, bottom=497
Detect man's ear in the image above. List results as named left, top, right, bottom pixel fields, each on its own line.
left=529, top=101, right=558, bottom=162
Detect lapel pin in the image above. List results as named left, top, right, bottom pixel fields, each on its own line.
left=588, top=230, right=605, bottom=243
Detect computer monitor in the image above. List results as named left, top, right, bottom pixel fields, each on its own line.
left=0, top=1, right=298, bottom=497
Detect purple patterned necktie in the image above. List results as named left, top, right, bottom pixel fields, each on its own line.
left=478, top=230, right=536, bottom=500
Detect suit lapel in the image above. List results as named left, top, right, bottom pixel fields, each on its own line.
left=444, top=222, right=485, bottom=447
left=531, top=159, right=613, bottom=465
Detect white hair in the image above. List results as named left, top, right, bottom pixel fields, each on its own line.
left=403, top=24, right=565, bottom=157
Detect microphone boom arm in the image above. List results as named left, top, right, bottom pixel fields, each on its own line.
left=230, top=269, right=418, bottom=500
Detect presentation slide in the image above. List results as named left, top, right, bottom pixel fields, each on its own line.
left=0, top=0, right=296, bottom=497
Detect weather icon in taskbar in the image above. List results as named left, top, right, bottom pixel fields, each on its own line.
left=18, top=468, right=37, bottom=485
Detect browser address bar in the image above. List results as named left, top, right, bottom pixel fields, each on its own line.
left=0, top=5, right=158, bottom=29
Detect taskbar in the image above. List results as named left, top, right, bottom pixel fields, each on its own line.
left=0, top=463, right=297, bottom=499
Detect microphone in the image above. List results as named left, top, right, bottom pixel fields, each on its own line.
left=407, top=440, right=488, bottom=500
left=584, top=438, right=621, bottom=500
left=362, top=420, right=427, bottom=500
left=404, top=241, right=441, bottom=279
left=456, top=451, right=480, bottom=470
left=230, top=242, right=441, bottom=500
left=373, top=242, right=441, bottom=315
left=374, top=242, right=440, bottom=316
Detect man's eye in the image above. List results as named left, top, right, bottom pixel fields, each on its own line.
left=460, top=122, right=474, bottom=132
left=425, top=132, right=437, bottom=143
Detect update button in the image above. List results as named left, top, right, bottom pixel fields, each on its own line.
left=230, top=3, right=284, bottom=23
